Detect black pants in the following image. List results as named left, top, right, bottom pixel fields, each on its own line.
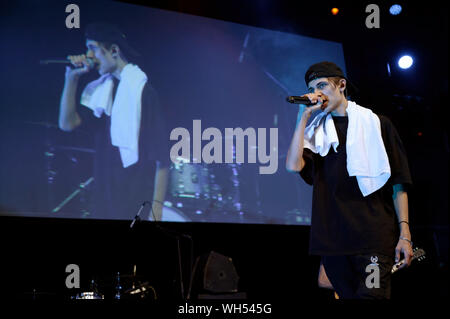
left=322, top=253, right=394, bottom=299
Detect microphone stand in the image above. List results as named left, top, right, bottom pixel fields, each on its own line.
left=52, top=177, right=94, bottom=214
left=129, top=200, right=194, bottom=300
left=150, top=201, right=193, bottom=300
left=129, top=201, right=150, bottom=229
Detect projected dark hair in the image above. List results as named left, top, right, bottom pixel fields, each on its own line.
left=85, top=22, right=140, bottom=61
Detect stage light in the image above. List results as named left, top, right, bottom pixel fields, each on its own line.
left=398, top=55, right=413, bottom=69
left=389, top=4, right=402, bottom=15
left=331, top=8, right=339, bottom=15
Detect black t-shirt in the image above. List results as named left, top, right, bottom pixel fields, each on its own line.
left=76, top=78, right=170, bottom=220
left=299, top=114, right=412, bottom=257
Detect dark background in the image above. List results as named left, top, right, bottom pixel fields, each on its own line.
left=0, top=0, right=447, bottom=306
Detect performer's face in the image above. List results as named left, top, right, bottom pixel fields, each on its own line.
left=307, top=77, right=346, bottom=113
left=86, top=39, right=116, bottom=75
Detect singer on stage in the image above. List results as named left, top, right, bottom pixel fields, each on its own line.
left=58, top=23, right=169, bottom=221
left=286, top=61, right=413, bottom=299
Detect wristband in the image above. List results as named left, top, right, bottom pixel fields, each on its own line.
left=398, top=221, right=409, bottom=226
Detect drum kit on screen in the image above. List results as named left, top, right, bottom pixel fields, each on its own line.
left=165, top=129, right=264, bottom=223
left=26, top=120, right=265, bottom=222
left=164, top=154, right=261, bottom=223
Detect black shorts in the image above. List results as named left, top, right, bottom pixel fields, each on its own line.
left=322, top=253, right=394, bottom=299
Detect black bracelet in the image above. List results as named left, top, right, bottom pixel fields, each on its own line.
left=399, top=221, right=409, bottom=225
left=399, top=236, right=413, bottom=247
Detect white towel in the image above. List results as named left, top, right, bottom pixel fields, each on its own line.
left=304, top=111, right=339, bottom=156
left=304, top=101, right=391, bottom=196
left=81, top=64, right=148, bottom=168
left=80, top=73, right=114, bottom=118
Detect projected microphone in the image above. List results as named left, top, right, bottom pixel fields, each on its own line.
left=286, top=96, right=317, bottom=105
left=40, top=58, right=96, bottom=68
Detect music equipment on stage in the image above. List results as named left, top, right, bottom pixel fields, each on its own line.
left=72, top=291, right=104, bottom=300
left=71, top=268, right=158, bottom=301
left=188, top=251, right=243, bottom=299
left=72, top=279, right=104, bottom=300
left=124, top=282, right=157, bottom=300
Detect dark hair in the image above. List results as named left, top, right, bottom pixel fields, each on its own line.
left=85, top=22, right=140, bottom=60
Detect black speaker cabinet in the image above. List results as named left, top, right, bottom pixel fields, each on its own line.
left=192, top=251, right=240, bottom=294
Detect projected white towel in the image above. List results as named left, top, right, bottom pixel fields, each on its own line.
left=81, top=64, right=148, bottom=168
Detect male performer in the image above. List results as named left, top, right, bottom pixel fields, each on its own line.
left=58, top=23, right=169, bottom=221
left=286, top=61, right=413, bottom=299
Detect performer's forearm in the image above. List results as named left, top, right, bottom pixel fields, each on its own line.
left=59, top=80, right=81, bottom=131
left=151, top=165, right=169, bottom=221
left=285, top=108, right=308, bottom=172
left=393, top=184, right=411, bottom=238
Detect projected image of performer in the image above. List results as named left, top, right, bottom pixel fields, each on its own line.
left=58, top=23, right=169, bottom=221
left=286, top=61, right=413, bottom=299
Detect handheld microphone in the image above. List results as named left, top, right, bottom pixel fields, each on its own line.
left=286, top=96, right=316, bottom=105
left=40, top=58, right=96, bottom=68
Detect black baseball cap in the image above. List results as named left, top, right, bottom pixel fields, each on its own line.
left=305, top=61, right=358, bottom=96
left=85, top=22, right=141, bottom=58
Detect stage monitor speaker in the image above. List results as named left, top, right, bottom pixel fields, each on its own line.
left=192, top=251, right=240, bottom=294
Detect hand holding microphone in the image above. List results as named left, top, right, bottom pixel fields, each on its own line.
left=287, top=93, right=328, bottom=108
left=287, top=93, right=329, bottom=120
left=301, top=93, right=328, bottom=109
left=64, top=54, right=95, bottom=81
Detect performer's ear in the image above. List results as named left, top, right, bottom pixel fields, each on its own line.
left=340, top=79, right=346, bottom=92
left=111, top=44, right=119, bottom=58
